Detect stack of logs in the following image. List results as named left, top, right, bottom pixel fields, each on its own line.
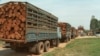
left=0, top=2, right=26, bottom=40
left=58, top=23, right=67, bottom=36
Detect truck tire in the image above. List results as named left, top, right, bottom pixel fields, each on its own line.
left=50, top=39, right=56, bottom=47
left=68, top=37, right=70, bottom=41
left=36, top=42, right=44, bottom=54
left=44, top=41, right=50, bottom=52
left=65, top=37, right=68, bottom=42
left=51, top=38, right=59, bottom=47
left=55, top=38, right=59, bottom=47
left=29, top=43, right=37, bottom=54
left=60, top=39, right=64, bottom=42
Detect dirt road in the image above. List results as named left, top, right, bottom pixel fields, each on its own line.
left=0, top=48, right=38, bottom=56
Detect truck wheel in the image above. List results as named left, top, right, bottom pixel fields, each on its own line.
left=60, top=39, right=64, bottom=42
left=44, top=41, right=50, bottom=52
left=65, top=37, right=68, bottom=42
left=67, top=37, right=70, bottom=41
left=29, top=43, right=37, bottom=54
left=55, top=38, right=59, bottom=47
left=68, top=37, right=70, bottom=41
left=51, top=38, right=59, bottom=47
left=36, top=42, right=44, bottom=54
left=50, top=39, right=56, bottom=47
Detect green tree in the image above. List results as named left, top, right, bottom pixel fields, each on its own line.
left=98, top=20, right=100, bottom=29
left=90, top=15, right=98, bottom=34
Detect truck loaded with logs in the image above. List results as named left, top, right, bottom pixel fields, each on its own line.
left=0, top=1, right=78, bottom=54
left=58, top=22, right=72, bottom=42
left=71, top=27, right=78, bottom=39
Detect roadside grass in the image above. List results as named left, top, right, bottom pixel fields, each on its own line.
left=43, top=38, right=100, bottom=56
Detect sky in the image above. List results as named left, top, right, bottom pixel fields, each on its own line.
left=0, top=0, right=100, bottom=30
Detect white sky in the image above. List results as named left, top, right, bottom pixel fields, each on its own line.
left=0, top=0, right=100, bottom=30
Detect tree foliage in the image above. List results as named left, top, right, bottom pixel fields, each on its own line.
left=98, top=20, right=100, bottom=28
left=90, top=15, right=100, bottom=33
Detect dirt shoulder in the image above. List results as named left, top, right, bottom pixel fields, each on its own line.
left=76, top=36, right=98, bottom=39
